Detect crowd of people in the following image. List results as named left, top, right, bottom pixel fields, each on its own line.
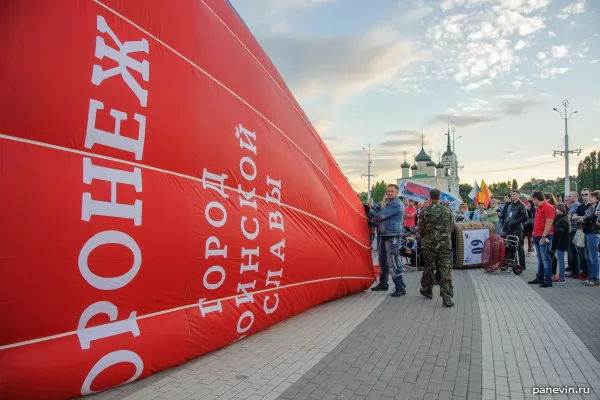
left=364, top=185, right=600, bottom=301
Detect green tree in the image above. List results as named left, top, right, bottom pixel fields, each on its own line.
left=577, top=151, right=599, bottom=190
left=512, top=179, right=518, bottom=190
left=371, top=180, right=388, bottom=202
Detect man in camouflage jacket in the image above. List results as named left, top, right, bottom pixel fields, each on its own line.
left=418, top=188, right=455, bottom=307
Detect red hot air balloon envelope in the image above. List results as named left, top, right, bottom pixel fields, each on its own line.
left=0, top=1, right=374, bottom=398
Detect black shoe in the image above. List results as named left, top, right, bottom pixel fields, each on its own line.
left=539, top=282, right=552, bottom=288
left=528, top=279, right=542, bottom=285
left=434, top=280, right=441, bottom=286
left=420, top=288, right=433, bottom=299
left=391, top=289, right=406, bottom=297
left=371, top=284, right=389, bottom=291
left=443, top=299, right=454, bottom=307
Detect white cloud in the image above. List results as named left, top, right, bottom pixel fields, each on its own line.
left=259, top=30, right=420, bottom=105
left=537, top=52, right=546, bottom=60
left=548, top=30, right=556, bottom=37
left=422, top=0, right=550, bottom=91
left=458, top=98, right=491, bottom=112
left=539, top=67, right=569, bottom=79
left=551, top=45, right=569, bottom=58
left=512, top=80, right=523, bottom=87
left=557, top=1, right=587, bottom=19
left=402, top=1, right=435, bottom=22
left=591, top=60, right=599, bottom=64
left=462, top=79, right=492, bottom=91
left=594, top=101, right=600, bottom=106
left=514, top=40, right=528, bottom=50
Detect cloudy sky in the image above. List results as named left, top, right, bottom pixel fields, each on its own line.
left=229, top=0, right=599, bottom=195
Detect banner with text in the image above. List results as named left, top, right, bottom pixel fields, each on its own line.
left=462, top=229, right=490, bottom=265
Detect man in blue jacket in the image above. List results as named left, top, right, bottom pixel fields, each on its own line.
left=370, top=184, right=406, bottom=297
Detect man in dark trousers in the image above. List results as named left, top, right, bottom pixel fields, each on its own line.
left=502, top=189, right=528, bottom=270
left=418, top=189, right=455, bottom=307
left=370, top=184, right=406, bottom=297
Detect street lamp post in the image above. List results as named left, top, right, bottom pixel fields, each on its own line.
left=361, top=144, right=377, bottom=201
left=553, top=99, right=581, bottom=197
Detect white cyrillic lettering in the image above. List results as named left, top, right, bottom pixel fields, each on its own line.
left=238, top=185, right=257, bottom=210
left=265, top=176, right=282, bottom=205
left=266, top=269, right=283, bottom=288
left=82, top=158, right=142, bottom=226
left=203, top=265, right=225, bottom=290
left=239, top=157, right=257, bottom=181
left=85, top=100, right=146, bottom=160
left=263, top=293, right=279, bottom=314
left=269, top=240, right=285, bottom=262
left=198, top=298, right=223, bottom=317
left=205, top=236, right=227, bottom=259
left=79, top=231, right=142, bottom=291
left=241, top=217, right=259, bottom=240
left=235, top=124, right=256, bottom=155
left=236, top=311, right=254, bottom=334
left=81, top=350, right=143, bottom=395
left=235, top=281, right=256, bottom=307
left=92, top=16, right=149, bottom=107
left=77, top=301, right=140, bottom=350
left=205, top=201, right=227, bottom=228
left=269, top=211, right=284, bottom=231
left=240, top=247, right=259, bottom=273
left=202, top=169, right=229, bottom=199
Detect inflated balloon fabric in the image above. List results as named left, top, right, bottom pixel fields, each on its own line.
left=0, top=1, right=374, bottom=398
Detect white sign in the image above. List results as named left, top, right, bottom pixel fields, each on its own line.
left=462, top=229, right=489, bottom=265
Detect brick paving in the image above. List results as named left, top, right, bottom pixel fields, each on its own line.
left=82, top=252, right=600, bottom=400
left=518, top=254, right=600, bottom=362
left=278, top=269, right=482, bottom=400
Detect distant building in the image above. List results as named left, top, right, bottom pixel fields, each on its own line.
left=398, top=131, right=461, bottom=197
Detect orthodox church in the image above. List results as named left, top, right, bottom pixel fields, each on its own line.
left=397, top=131, right=460, bottom=197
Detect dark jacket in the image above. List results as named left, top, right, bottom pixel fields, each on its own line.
left=582, top=204, right=600, bottom=234
left=502, top=200, right=528, bottom=235
left=370, top=198, right=404, bottom=237
left=552, top=214, right=570, bottom=251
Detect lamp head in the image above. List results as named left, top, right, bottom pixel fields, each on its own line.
left=553, top=108, right=558, bottom=112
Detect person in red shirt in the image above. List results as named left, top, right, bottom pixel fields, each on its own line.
left=403, top=199, right=417, bottom=233
left=528, top=191, right=556, bottom=287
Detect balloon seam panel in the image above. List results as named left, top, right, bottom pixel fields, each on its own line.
left=0, top=134, right=369, bottom=249
left=0, top=275, right=374, bottom=350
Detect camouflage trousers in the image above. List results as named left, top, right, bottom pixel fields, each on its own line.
left=421, top=247, right=454, bottom=300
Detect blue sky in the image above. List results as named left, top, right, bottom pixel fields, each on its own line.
left=229, top=0, right=599, bottom=194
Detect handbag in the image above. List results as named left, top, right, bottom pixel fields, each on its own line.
left=573, top=229, right=585, bottom=248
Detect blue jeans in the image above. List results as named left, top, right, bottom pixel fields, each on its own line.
left=556, top=250, right=566, bottom=279
left=378, top=236, right=406, bottom=291
left=585, top=234, right=600, bottom=283
left=533, top=235, right=553, bottom=284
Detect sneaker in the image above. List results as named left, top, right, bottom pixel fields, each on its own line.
left=391, top=289, right=406, bottom=297
left=539, top=282, right=553, bottom=288
left=584, top=281, right=600, bottom=287
left=443, top=299, right=454, bottom=307
left=371, top=284, right=389, bottom=291
left=555, top=278, right=565, bottom=283
left=528, top=279, right=543, bottom=285
left=552, top=275, right=561, bottom=282
left=420, top=288, right=433, bottom=299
